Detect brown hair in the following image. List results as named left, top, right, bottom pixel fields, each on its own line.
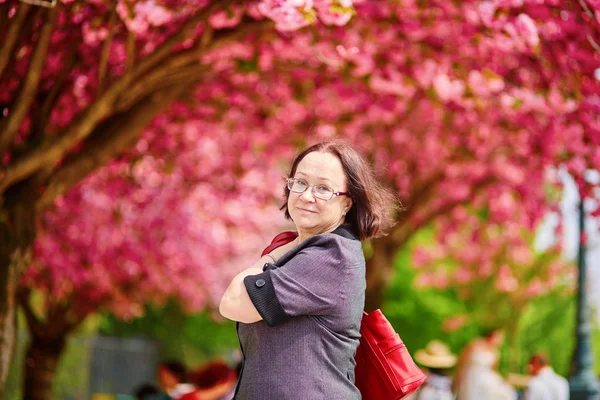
left=280, top=140, right=398, bottom=240
left=528, top=352, right=549, bottom=367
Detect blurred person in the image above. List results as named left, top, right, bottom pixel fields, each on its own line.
left=219, top=140, right=396, bottom=399
left=185, top=360, right=237, bottom=400
left=414, top=340, right=457, bottom=400
left=452, top=329, right=517, bottom=400
left=523, top=353, right=569, bottom=400
left=133, top=383, right=167, bottom=400
left=157, top=360, right=195, bottom=399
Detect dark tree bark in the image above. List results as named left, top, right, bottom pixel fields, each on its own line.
left=365, top=236, right=398, bottom=312
left=0, top=185, right=36, bottom=399
left=23, top=334, right=67, bottom=400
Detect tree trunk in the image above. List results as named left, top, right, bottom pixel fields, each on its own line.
left=23, top=334, right=66, bottom=400
left=365, top=236, right=397, bottom=312
left=0, top=186, right=36, bottom=397
left=0, top=239, right=19, bottom=400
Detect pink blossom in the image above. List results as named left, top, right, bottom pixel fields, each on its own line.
left=259, top=0, right=315, bottom=31
left=412, top=247, right=433, bottom=268
left=524, top=278, right=545, bottom=298
left=433, top=74, right=465, bottom=102
left=455, top=267, right=473, bottom=284
left=496, top=265, right=519, bottom=292
left=515, top=13, right=539, bottom=47
left=442, top=315, right=468, bottom=332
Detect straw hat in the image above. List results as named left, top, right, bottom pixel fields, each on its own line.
left=415, top=340, right=457, bottom=369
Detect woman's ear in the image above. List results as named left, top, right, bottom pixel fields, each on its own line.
left=344, top=198, right=353, bottom=214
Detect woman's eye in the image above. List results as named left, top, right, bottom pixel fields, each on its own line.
left=317, top=185, right=332, bottom=192
left=296, top=180, right=307, bottom=187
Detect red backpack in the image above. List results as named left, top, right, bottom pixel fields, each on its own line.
left=261, top=232, right=426, bottom=400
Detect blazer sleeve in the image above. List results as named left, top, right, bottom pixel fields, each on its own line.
left=244, top=236, right=361, bottom=327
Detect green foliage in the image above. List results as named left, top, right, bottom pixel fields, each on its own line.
left=6, top=313, right=95, bottom=400
left=383, top=242, right=478, bottom=357
left=515, top=293, right=576, bottom=376
left=99, top=300, right=239, bottom=366
left=383, top=230, right=600, bottom=377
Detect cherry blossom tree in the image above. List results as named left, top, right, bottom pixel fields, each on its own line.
left=0, top=0, right=355, bottom=395
left=2, top=0, right=600, bottom=397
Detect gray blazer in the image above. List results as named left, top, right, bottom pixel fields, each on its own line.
left=233, top=225, right=366, bottom=399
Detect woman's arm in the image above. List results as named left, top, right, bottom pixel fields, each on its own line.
left=219, top=238, right=299, bottom=323
left=219, top=255, right=271, bottom=323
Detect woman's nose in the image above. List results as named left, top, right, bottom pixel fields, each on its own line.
left=300, top=188, right=316, bottom=202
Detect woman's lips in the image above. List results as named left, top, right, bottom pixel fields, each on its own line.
left=297, top=207, right=316, bottom=213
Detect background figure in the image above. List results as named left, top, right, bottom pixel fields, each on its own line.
left=452, top=329, right=516, bottom=400
left=157, top=360, right=196, bottom=399
left=523, top=353, right=569, bottom=400
left=133, top=382, right=164, bottom=400
left=186, top=360, right=238, bottom=400
left=414, top=341, right=457, bottom=400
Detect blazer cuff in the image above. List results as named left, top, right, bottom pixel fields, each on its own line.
left=243, top=269, right=290, bottom=327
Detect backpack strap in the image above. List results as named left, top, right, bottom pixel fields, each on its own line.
left=261, top=231, right=298, bottom=256
left=261, top=225, right=359, bottom=256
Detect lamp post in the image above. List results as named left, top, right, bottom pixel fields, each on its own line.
left=569, top=198, right=600, bottom=400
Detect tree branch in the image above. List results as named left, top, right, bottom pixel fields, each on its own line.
left=17, top=287, right=44, bottom=338
left=97, top=10, right=118, bottom=96
left=0, top=64, right=135, bottom=193
left=0, top=7, right=273, bottom=194
left=578, top=0, right=596, bottom=20
left=36, top=84, right=189, bottom=211
left=0, top=2, right=31, bottom=80
left=117, top=19, right=273, bottom=111
left=45, top=301, right=77, bottom=339
left=391, top=179, right=493, bottom=247
left=32, top=51, right=78, bottom=141
left=0, top=4, right=59, bottom=153
left=116, top=64, right=209, bottom=112
left=126, top=29, right=136, bottom=72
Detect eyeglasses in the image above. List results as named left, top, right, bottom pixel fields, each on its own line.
left=286, top=178, right=350, bottom=201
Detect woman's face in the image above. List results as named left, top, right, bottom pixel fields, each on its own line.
left=287, top=151, right=352, bottom=238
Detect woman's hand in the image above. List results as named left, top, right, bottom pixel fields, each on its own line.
left=219, top=256, right=273, bottom=323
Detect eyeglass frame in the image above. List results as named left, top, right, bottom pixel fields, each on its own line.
left=285, top=177, right=350, bottom=201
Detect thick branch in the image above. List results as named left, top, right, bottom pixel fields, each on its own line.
left=0, top=65, right=135, bottom=193
left=36, top=84, right=188, bottom=211
left=0, top=3, right=31, bottom=80
left=391, top=179, right=493, bottom=247
left=97, top=10, right=117, bottom=96
left=0, top=9, right=272, bottom=194
left=32, top=50, right=78, bottom=142
left=117, top=64, right=209, bottom=112
left=117, top=19, right=273, bottom=111
left=17, top=288, right=44, bottom=338
left=391, top=170, right=445, bottom=228
left=45, top=301, right=79, bottom=339
left=0, top=5, right=59, bottom=153
left=126, top=29, right=136, bottom=72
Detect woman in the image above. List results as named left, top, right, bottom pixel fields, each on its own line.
left=452, top=330, right=516, bottom=400
left=219, top=140, right=396, bottom=399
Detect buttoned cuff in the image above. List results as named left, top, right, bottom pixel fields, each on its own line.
left=243, top=268, right=290, bottom=327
